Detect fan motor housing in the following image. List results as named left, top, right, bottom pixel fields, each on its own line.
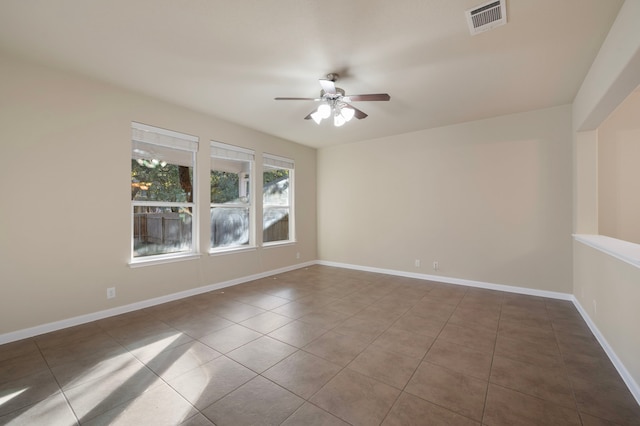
left=321, top=87, right=345, bottom=99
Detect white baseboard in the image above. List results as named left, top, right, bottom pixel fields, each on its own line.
left=316, top=260, right=573, bottom=300
left=571, top=297, right=640, bottom=405
left=0, top=261, right=315, bottom=345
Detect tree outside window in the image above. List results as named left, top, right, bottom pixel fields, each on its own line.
left=131, top=123, right=198, bottom=259
left=210, top=142, right=254, bottom=250
left=263, top=154, right=294, bottom=244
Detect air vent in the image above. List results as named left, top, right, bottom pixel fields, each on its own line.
left=466, top=0, right=507, bottom=35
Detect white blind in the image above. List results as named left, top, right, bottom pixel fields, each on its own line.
left=263, top=153, right=295, bottom=169
left=132, top=122, right=198, bottom=152
left=210, top=141, right=255, bottom=161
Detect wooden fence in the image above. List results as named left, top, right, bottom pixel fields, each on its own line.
left=134, top=212, right=191, bottom=246
left=263, top=215, right=289, bottom=243
left=134, top=211, right=288, bottom=248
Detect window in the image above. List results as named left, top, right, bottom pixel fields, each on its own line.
left=210, top=142, right=254, bottom=251
left=131, top=122, right=198, bottom=260
left=263, top=154, right=294, bottom=244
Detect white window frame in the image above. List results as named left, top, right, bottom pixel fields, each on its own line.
left=262, top=153, right=295, bottom=246
left=130, top=122, right=199, bottom=264
left=210, top=141, right=256, bottom=252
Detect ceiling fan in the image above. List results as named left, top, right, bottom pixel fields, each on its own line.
left=274, top=73, right=390, bottom=127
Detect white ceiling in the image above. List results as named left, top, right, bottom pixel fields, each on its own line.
left=0, top=0, right=624, bottom=148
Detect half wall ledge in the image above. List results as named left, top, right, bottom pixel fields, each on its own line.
left=573, top=234, right=640, bottom=269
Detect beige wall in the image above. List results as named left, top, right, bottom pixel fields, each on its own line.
left=572, top=0, right=640, bottom=398
left=573, top=130, right=599, bottom=234
left=318, top=105, right=573, bottom=293
left=573, top=241, right=640, bottom=386
left=572, top=2, right=640, bottom=132
left=0, top=52, right=317, bottom=336
left=598, top=90, right=640, bottom=244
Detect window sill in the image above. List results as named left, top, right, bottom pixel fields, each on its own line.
left=128, top=253, right=202, bottom=268
left=573, top=234, right=640, bottom=269
left=209, top=246, right=257, bottom=256
left=263, top=241, right=296, bottom=249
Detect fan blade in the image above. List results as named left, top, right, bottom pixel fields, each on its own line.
left=319, top=79, right=336, bottom=95
left=343, top=94, right=390, bottom=102
left=274, top=97, right=320, bottom=101
left=347, top=104, right=368, bottom=119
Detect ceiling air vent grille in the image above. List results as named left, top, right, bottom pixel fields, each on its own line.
left=466, top=0, right=507, bottom=35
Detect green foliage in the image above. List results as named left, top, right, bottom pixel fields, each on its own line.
left=211, top=171, right=240, bottom=203
left=263, top=169, right=289, bottom=185
left=133, top=163, right=288, bottom=204
left=131, top=160, right=192, bottom=202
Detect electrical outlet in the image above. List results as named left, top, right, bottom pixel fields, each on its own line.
left=107, top=287, right=116, bottom=299
left=414, top=259, right=421, bottom=267
left=296, top=252, right=300, bottom=259
left=433, top=261, right=439, bottom=271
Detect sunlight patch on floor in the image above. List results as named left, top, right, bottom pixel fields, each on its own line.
left=0, top=388, right=28, bottom=407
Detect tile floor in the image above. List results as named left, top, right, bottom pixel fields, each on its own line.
left=1, top=265, right=639, bottom=425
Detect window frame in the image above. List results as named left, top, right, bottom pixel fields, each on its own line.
left=130, top=122, right=199, bottom=264
left=210, top=141, right=256, bottom=253
left=262, top=153, right=295, bottom=246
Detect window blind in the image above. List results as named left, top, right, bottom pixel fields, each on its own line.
left=132, top=122, right=198, bottom=152
left=210, top=141, right=255, bottom=161
left=263, top=153, right=294, bottom=169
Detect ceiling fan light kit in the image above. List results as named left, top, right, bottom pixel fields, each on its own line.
left=312, top=102, right=354, bottom=126
left=275, top=73, right=390, bottom=127
left=311, top=103, right=332, bottom=124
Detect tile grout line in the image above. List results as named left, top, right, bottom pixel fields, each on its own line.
left=480, top=292, right=504, bottom=425
left=378, top=285, right=477, bottom=425
left=32, top=338, right=82, bottom=426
